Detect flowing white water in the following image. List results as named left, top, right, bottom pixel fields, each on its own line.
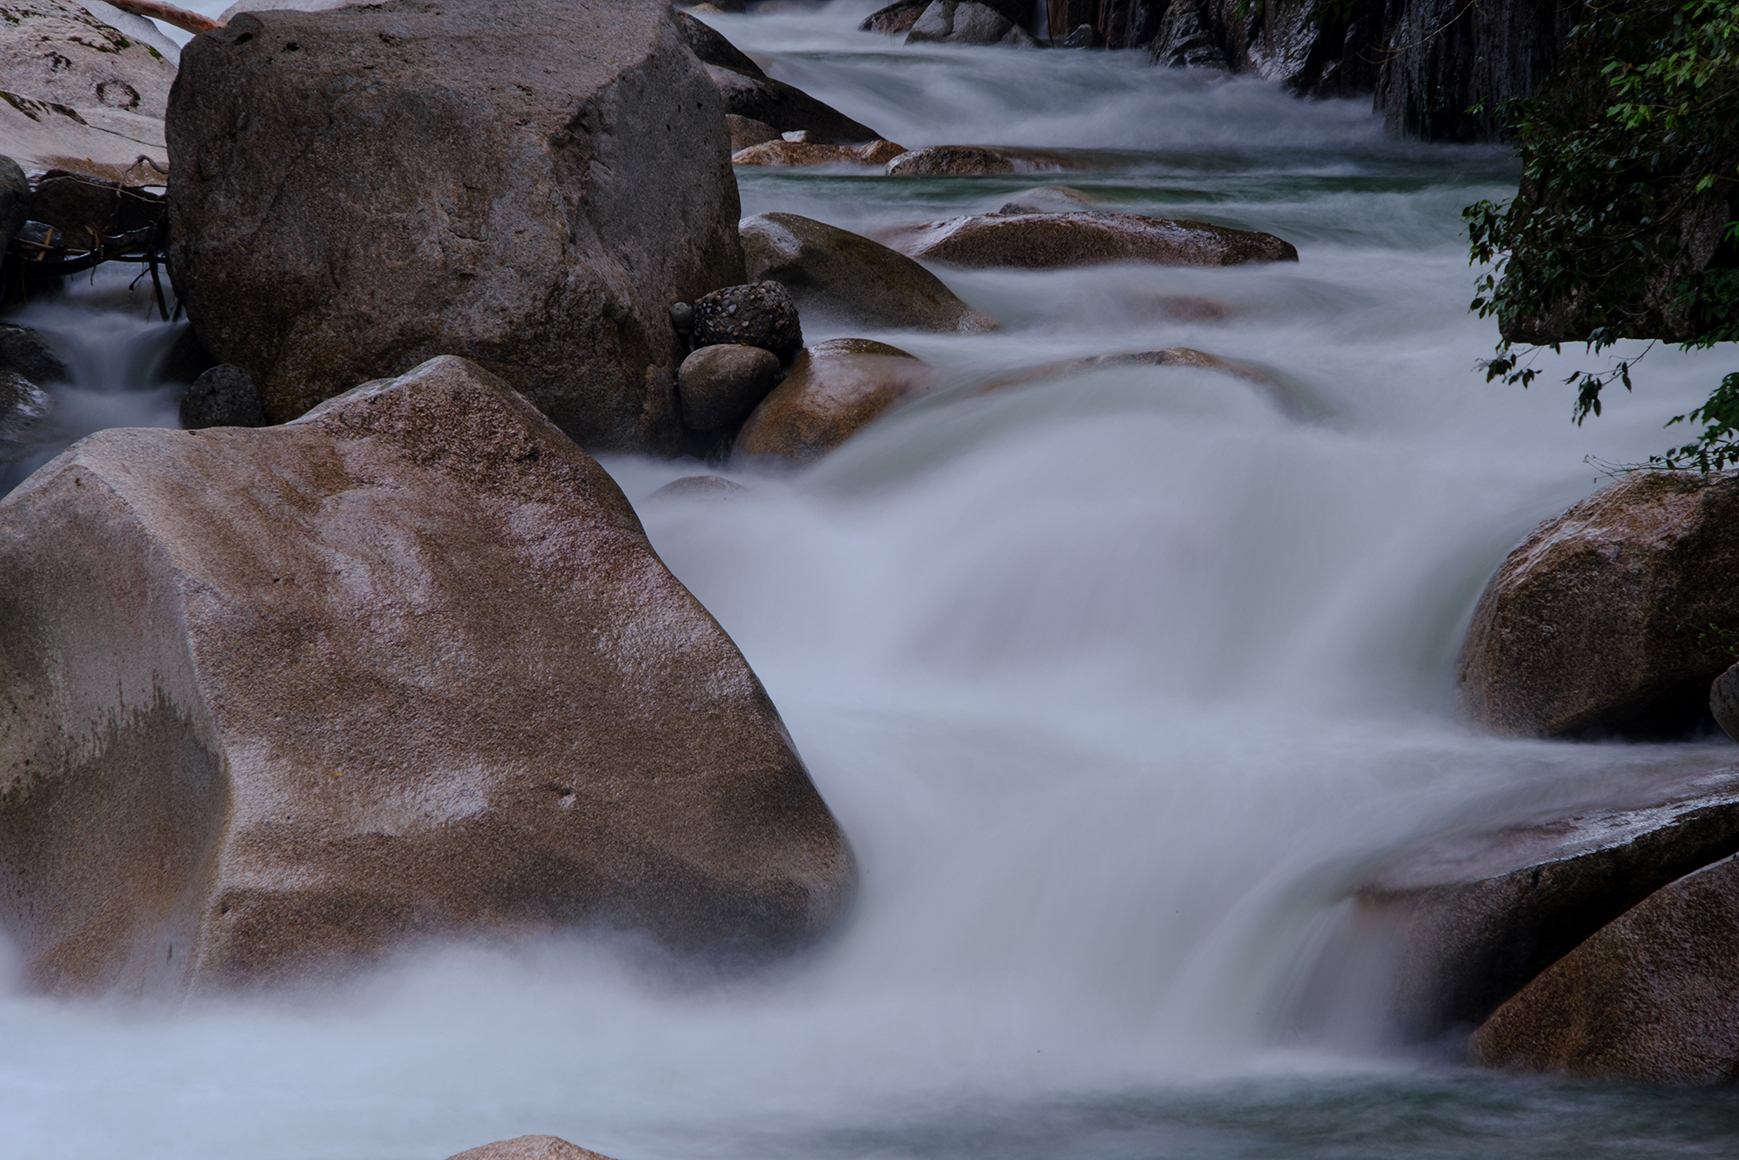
left=8, top=4, right=1739, bottom=1157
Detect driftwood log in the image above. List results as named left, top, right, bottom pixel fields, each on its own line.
left=103, top=0, right=222, bottom=33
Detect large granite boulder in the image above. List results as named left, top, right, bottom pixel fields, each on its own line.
left=1324, top=764, right=1739, bottom=1041
left=167, top=0, right=744, bottom=453
left=1456, top=472, right=1739, bottom=738
left=0, top=0, right=177, bottom=177
left=734, top=338, right=929, bottom=465
left=892, top=211, right=1300, bottom=268
left=741, top=212, right=997, bottom=333
left=0, top=356, right=854, bottom=992
left=1472, top=852, right=1739, bottom=1082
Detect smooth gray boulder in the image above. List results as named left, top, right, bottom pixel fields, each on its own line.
left=741, top=212, right=997, bottom=333
left=167, top=0, right=744, bottom=453
left=1322, top=764, right=1739, bottom=1041
left=0, top=355, right=854, bottom=992
left=678, top=344, right=781, bottom=431
left=1457, top=471, right=1739, bottom=738
left=179, top=364, right=268, bottom=430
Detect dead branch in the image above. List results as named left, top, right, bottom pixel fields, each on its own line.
left=102, top=0, right=224, bottom=34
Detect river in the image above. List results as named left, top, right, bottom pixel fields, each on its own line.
left=5, top=3, right=1739, bottom=1156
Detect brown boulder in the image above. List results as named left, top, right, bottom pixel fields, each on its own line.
left=1320, top=764, right=1739, bottom=1042
left=677, top=343, right=781, bottom=431
left=1472, top=852, right=1739, bottom=1083
left=740, top=212, right=997, bottom=333
left=1456, top=471, right=1739, bottom=738
left=167, top=0, right=744, bottom=452
left=884, top=145, right=1069, bottom=177
left=734, top=338, right=929, bottom=464
left=905, top=0, right=1042, bottom=46
left=892, top=211, right=1300, bottom=268
left=0, top=355, right=854, bottom=992
left=726, top=114, right=781, bottom=151
left=446, top=1137, right=616, bottom=1160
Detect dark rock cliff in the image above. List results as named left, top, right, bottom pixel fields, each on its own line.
left=1047, top=0, right=1577, bottom=141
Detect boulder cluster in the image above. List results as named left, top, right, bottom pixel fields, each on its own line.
left=0, top=0, right=1300, bottom=997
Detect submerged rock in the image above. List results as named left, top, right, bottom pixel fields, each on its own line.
left=975, top=348, right=1297, bottom=415
left=884, top=145, right=1070, bottom=177
left=1328, top=764, right=1739, bottom=1041
left=734, top=338, right=930, bottom=464
left=740, top=212, right=997, bottom=333
left=678, top=343, right=782, bottom=431
left=446, top=1137, right=618, bottom=1160
left=0, top=355, right=854, bottom=992
left=1456, top=472, right=1739, bottom=738
left=168, top=0, right=744, bottom=452
left=1472, top=852, right=1739, bottom=1083
left=649, top=474, right=750, bottom=501
left=730, top=140, right=908, bottom=167
left=690, top=281, right=804, bottom=363
left=905, top=0, right=1041, bottom=46
left=894, top=211, right=1300, bottom=268
left=179, top=364, right=268, bottom=430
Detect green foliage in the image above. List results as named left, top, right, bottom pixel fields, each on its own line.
left=1464, top=0, right=1739, bottom=469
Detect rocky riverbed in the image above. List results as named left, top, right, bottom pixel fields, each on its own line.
left=5, top=1, right=1739, bottom=1157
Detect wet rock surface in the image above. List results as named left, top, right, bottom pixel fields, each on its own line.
left=0, top=371, right=53, bottom=461
left=0, top=355, right=855, bottom=992
left=1456, top=471, right=1739, bottom=738
left=179, top=364, right=268, bottom=430
left=735, top=338, right=930, bottom=464
left=675, top=10, right=884, bottom=144
left=741, top=212, right=997, bottom=333
left=0, top=323, right=70, bottom=386
left=678, top=343, right=782, bottom=431
left=905, top=0, right=1041, bottom=46
left=446, top=1137, right=618, bottom=1160
left=1330, top=763, right=1739, bottom=1041
left=976, top=348, right=1296, bottom=414
left=690, top=281, right=804, bottom=363
left=0, top=158, right=29, bottom=255
left=1472, top=851, right=1739, bottom=1083
left=884, top=144, right=1075, bottom=176
left=731, top=139, right=908, bottom=166
left=893, top=211, right=1300, bottom=268
left=0, top=0, right=178, bottom=175
left=649, top=474, right=750, bottom=501
left=28, top=170, right=165, bottom=249
left=168, top=0, right=743, bottom=452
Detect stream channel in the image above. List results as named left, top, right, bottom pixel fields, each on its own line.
left=6, top=2, right=1739, bottom=1156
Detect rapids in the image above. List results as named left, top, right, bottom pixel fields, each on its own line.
left=6, top=3, right=1739, bottom=1156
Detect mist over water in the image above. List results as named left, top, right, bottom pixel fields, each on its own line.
left=9, top=4, right=1739, bottom=1157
